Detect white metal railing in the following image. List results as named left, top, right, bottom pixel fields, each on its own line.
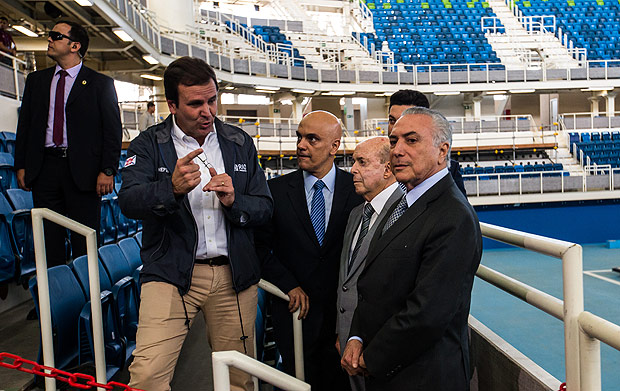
left=448, top=114, right=536, bottom=133
left=212, top=351, right=309, bottom=391
left=31, top=209, right=105, bottom=391
left=478, top=222, right=620, bottom=391
left=0, top=51, right=28, bottom=102
left=464, top=167, right=620, bottom=197
left=560, top=112, right=620, bottom=131
left=258, top=279, right=304, bottom=380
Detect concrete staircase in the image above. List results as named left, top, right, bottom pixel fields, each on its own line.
left=485, top=0, right=583, bottom=69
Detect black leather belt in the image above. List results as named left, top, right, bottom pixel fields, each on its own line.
left=44, top=147, right=68, bottom=158
left=195, top=256, right=229, bottom=266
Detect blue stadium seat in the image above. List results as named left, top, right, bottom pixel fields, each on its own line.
left=0, top=192, right=13, bottom=214
left=8, top=209, right=35, bottom=284
left=100, top=196, right=117, bottom=245
left=0, top=152, right=17, bottom=192
left=5, top=189, right=33, bottom=210
left=29, top=265, right=86, bottom=371
left=0, top=216, right=16, bottom=283
left=117, top=237, right=141, bottom=272
left=134, top=232, right=142, bottom=248
left=0, top=132, right=15, bottom=156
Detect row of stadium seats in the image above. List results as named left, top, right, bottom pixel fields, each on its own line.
left=0, top=190, right=35, bottom=284
left=461, top=162, right=567, bottom=179
left=571, top=131, right=620, bottom=167
left=359, top=0, right=501, bottom=65
left=28, top=236, right=142, bottom=380
left=516, top=0, right=620, bottom=60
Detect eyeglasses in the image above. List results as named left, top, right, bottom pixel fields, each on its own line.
left=196, top=152, right=214, bottom=170
left=48, top=31, right=74, bottom=41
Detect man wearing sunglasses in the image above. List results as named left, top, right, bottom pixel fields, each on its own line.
left=15, top=20, right=122, bottom=267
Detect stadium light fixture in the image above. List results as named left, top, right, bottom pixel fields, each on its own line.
left=255, top=85, right=280, bottom=91
left=487, top=90, right=507, bottom=95
left=509, top=89, right=535, bottom=93
left=224, top=86, right=235, bottom=90
left=142, top=55, right=159, bottom=65
left=323, top=91, right=355, bottom=96
left=256, top=89, right=277, bottom=94
left=74, top=0, right=93, bottom=6
left=13, top=25, right=38, bottom=37
left=434, top=91, right=460, bottom=96
left=291, top=89, right=315, bottom=94
left=113, top=28, right=134, bottom=42
left=140, top=74, right=163, bottom=81
left=581, top=87, right=613, bottom=91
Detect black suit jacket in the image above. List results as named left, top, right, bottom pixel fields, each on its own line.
left=350, top=174, right=482, bottom=391
left=15, top=65, right=122, bottom=191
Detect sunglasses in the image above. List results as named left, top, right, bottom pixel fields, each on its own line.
left=48, top=31, right=74, bottom=41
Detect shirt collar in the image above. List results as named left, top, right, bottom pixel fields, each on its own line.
left=55, top=61, right=82, bottom=79
left=368, top=181, right=399, bottom=215
left=405, top=167, right=449, bottom=207
left=303, top=164, right=336, bottom=194
left=171, top=115, right=217, bottom=147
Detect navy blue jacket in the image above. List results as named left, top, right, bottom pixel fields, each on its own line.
left=118, top=116, right=272, bottom=294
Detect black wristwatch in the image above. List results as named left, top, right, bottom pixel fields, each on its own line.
left=103, top=168, right=114, bottom=176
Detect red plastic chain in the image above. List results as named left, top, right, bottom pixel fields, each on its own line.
left=559, top=382, right=567, bottom=391
left=0, top=352, right=144, bottom=391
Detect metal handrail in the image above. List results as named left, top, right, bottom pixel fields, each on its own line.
left=258, top=279, right=305, bottom=380
left=31, top=208, right=105, bottom=391
left=212, top=351, right=310, bottom=391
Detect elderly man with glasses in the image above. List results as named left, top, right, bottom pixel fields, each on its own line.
left=14, top=20, right=122, bottom=267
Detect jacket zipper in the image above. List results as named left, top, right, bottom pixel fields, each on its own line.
left=184, top=197, right=199, bottom=296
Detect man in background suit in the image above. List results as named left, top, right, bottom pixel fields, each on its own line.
left=258, top=111, right=362, bottom=390
left=15, top=20, right=122, bottom=266
left=336, top=137, right=402, bottom=391
left=388, top=89, right=467, bottom=196
left=341, top=107, right=482, bottom=390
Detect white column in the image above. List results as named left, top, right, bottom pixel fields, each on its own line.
left=292, top=97, right=304, bottom=122
left=344, top=98, right=355, bottom=131
left=473, top=95, right=483, bottom=121
left=588, top=95, right=600, bottom=117
left=148, top=0, right=195, bottom=31
left=606, top=91, right=616, bottom=117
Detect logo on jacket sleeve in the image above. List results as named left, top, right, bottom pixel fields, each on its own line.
left=234, top=163, right=247, bottom=172
left=124, top=155, right=137, bottom=167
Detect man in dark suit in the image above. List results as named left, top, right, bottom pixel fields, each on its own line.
left=15, top=20, right=122, bottom=266
left=388, top=89, right=467, bottom=196
left=258, top=110, right=363, bottom=390
left=341, top=107, right=482, bottom=390
left=336, top=137, right=402, bottom=391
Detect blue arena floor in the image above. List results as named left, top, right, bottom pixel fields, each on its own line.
left=470, top=243, right=620, bottom=390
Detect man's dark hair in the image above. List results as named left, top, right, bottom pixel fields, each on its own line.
left=0, top=17, right=8, bottom=22
left=389, top=89, right=429, bottom=109
left=57, top=20, right=89, bottom=58
left=164, top=57, right=218, bottom=105
left=146, top=101, right=155, bottom=109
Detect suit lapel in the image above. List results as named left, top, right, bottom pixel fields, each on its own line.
left=42, top=67, right=55, bottom=112
left=322, top=168, right=351, bottom=250
left=287, top=170, right=320, bottom=247
left=364, top=175, right=454, bottom=270
left=66, top=66, right=91, bottom=107
left=341, top=204, right=363, bottom=280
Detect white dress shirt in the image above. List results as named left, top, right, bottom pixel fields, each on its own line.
left=303, top=164, right=337, bottom=232
left=171, top=116, right=228, bottom=259
left=348, top=181, right=400, bottom=260
left=45, top=62, right=82, bottom=147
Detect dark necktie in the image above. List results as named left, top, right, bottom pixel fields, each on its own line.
left=53, top=70, right=68, bottom=147
left=382, top=195, right=408, bottom=234
left=310, top=180, right=326, bottom=246
left=348, top=202, right=374, bottom=273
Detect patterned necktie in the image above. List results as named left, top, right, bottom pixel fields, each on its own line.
left=310, top=180, right=326, bottom=246
left=53, top=70, right=68, bottom=147
left=348, top=202, right=375, bottom=273
left=382, top=195, right=408, bottom=235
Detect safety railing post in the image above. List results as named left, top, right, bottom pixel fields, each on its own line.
left=562, top=244, right=583, bottom=391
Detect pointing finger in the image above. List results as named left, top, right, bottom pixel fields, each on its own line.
left=179, top=148, right=204, bottom=166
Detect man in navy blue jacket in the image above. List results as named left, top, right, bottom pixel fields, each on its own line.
left=119, top=57, right=272, bottom=391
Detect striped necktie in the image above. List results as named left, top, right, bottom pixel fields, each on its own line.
left=382, top=195, right=408, bottom=235
left=348, top=202, right=375, bottom=273
left=310, top=180, right=326, bottom=246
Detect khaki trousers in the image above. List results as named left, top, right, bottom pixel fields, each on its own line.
left=128, top=264, right=257, bottom=391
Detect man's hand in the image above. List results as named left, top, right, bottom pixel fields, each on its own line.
left=287, top=286, right=309, bottom=320
left=341, top=339, right=367, bottom=376
left=96, top=173, right=114, bottom=196
left=16, top=169, right=30, bottom=191
left=203, top=166, right=235, bottom=208
left=335, top=335, right=341, bottom=355
left=172, top=148, right=203, bottom=196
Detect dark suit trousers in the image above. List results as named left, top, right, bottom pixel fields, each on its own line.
left=273, top=299, right=350, bottom=391
left=31, top=153, right=100, bottom=267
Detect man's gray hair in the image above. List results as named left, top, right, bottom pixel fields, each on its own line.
left=400, top=106, right=452, bottom=162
